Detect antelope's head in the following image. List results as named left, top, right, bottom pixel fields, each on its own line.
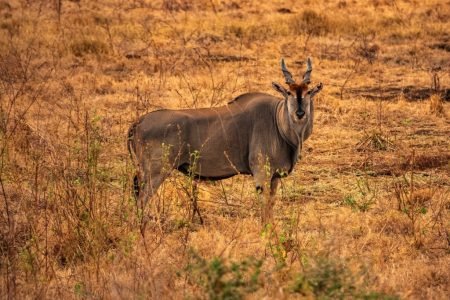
left=272, top=57, right=323, bottom=127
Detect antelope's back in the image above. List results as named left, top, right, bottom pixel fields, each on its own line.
left=133, top=93, right=282, bottom=176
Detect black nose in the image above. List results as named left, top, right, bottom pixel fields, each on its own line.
left=296, top=109, right=305, bottom=119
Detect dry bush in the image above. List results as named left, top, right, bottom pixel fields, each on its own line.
left=393, top=179, right=448, bottom=249
left=356, top=131, right=396, bottom=152
left=162, top=0, right=192, bottom=12
left=70, top=38, right=110, bottom=57
left=0, top=30, right=137, bottom=298
left=354, top=34, right=380, bottom=64
left=161, top=0, right=227, bottom=13
left=291, top=9, right=330, bottom=37
left=290, top=9, right=330, bottom=52
left=429, top=94, right=444, bottom=116
left=393, top=152, right=449, bottom=248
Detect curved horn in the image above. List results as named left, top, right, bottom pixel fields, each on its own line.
left=302, top=57, right=312, bottom=84
left=280, top=58, right=295, bottom=85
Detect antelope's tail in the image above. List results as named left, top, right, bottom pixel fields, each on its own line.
left=127, top=121, right=138, bottom=162
left=127, top=121, right=139, bottom=199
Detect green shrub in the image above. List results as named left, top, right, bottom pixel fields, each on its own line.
left=341, top=176, right=378, bottom=212
left=183, top=249, right=263, bottom=300
left=290, top=257, right=398, bottom=299
left=290, top=258, right=355, bottom=298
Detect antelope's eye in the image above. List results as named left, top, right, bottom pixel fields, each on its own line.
left=287, top=91, right=292, bottom=96
left=307, top=90, right=311, bottom=95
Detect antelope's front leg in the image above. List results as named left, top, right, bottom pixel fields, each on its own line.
left=253, top=170, right=268, bottom=224
left=254, top=173, right=279, bottom=225
left=265, top=177, right=280, bottom=222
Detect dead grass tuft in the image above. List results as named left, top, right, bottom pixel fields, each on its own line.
left=71, top=38, right=109, bottom=57
left=401, top=152, right=450, bottom=171
left=290, top=9, right=330, bottom=46
left=356, top=131, right=396, bottom=152
left=429, top=94, right=445, bottom=116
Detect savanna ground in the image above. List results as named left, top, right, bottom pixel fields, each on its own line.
left=0, top=0, right=449, bottom=299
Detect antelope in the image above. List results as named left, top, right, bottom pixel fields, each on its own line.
left=128, top=58, right=323, bottom=223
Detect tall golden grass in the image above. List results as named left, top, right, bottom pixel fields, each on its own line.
left=0, top=0, right=448, bottom=298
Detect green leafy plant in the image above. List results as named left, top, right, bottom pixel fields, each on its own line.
left=290, top=257, right=398, bottom=299
left=183, top=249, right=263, bottom=300
left=74, top=281, right=87, bottom=298
left=393, top=171, right=434, bottom=248
left=262, top=213, right=298, bottom=269
left=342, top=177, right=377, bottom=212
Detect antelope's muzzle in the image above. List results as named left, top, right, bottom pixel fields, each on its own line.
left=296, top=98, right=305, bottom=119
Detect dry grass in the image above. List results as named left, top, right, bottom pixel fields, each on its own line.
left=429, top=94, right=445, bottom=117
left=0, top=0, right=449, bottom=299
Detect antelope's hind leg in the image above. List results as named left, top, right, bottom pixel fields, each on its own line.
left=137, top=158, right=168, bottom=213
left=190, top=180, right=203, bottom=224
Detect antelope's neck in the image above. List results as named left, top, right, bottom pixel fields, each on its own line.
left=275, top=101, right=300, bottom=149
left=303, top=98, right=314, bottom=141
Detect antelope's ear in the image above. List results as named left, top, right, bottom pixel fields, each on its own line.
left=272, top=82, right=290, bottom=97
left=309, top=82, right=323, bottom=97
